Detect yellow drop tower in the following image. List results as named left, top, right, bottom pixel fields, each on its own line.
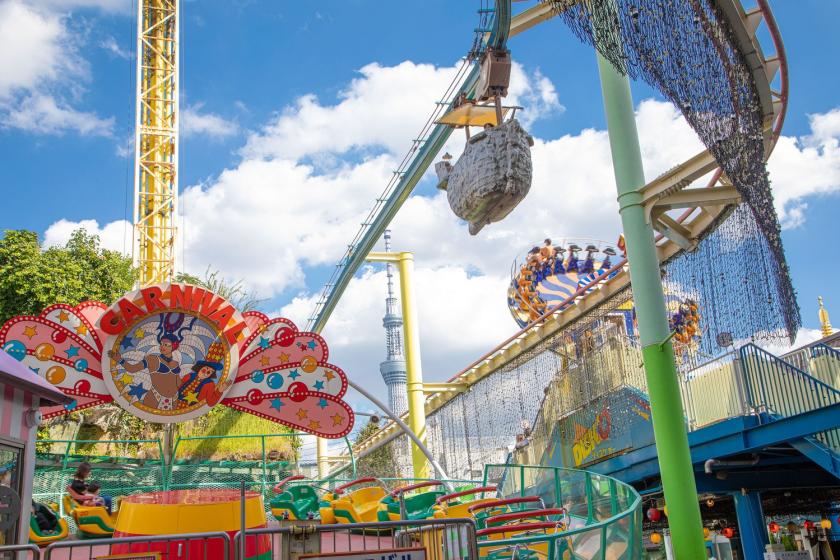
left=133, top=0, right=179, bottom=286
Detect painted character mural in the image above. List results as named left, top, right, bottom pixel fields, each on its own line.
left=176, top=342, right=232, bottom=409
left=107, top=313, right=195, bottom=411
left=0, top=282, right=357, bottom=438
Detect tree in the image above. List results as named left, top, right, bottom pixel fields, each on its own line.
left=0, top=229, right=138, bottom=451
left=354, top=420, right=398, bottom=479
left=0, top=229, right=135, bottom=324
left=175, top=268, right=264, bottom=312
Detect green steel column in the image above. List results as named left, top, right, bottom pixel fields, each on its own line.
left=596, top=53, right=705, bottom=558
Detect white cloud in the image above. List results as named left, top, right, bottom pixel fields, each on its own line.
left=2, top=93, right=114, bottom=136
left=0, top=1, right=113, bottom=135
left=242, top=60, right=564, bottom=163
left=0, top=1, right=67, bottom=98
left=182, top=103, right=239, bottom=139
left=281, top=267, right=513, bottom=398
left=767, top=108, right=840, bottom=228
left=179, top=155, right=392, bottom=296
left=242, top=61, right=461, bottom=161
left=43, top=218, right=132, bottom=254
left=99, top=35, right=131, bottom=59
left=31, top=0, right=132, bottom=15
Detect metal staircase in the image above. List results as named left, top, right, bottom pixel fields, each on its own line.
left=520, top=337, right=840, bottom=481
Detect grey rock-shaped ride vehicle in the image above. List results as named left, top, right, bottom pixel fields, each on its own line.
left=436, top=118, right=534, bottom=235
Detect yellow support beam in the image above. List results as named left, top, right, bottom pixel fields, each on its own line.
left=367, top=251, right=428, bottom=479
left=134, top=0, right=179, bottom=286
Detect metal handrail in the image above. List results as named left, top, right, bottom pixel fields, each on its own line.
left=0, top=544, right=41, bottom=560
left=44, top=531, right=231, bottom=560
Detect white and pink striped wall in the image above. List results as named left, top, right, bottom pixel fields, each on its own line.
left=0, top=380, right=41, bottom=545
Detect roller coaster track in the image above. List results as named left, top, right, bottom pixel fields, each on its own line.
left=351, top=0, right=789, bottom=460
left=305, top=1, right=537, bottom=333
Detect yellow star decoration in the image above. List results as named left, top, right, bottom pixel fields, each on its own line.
left=134, top=328, right=145, bottom=339
left=120, top=374, right=133, bottom=386
left=57, top=311, right=70, bottom=323
left=308, top=420, right=321, bottom=431
left=279, top=352, right=290, bottom=364
left=260, top=355, right=271, bottom=366
left=23, top=326, right=38, bottom=339
left=323, top=370, right=335, bottom=381
left=185, top=392, right=199, bottom=405
left=75, top=324, right=88, bottom=336
left=296, top=408, right=308, bottom=420
left=331, top=413, right=344, bottom=426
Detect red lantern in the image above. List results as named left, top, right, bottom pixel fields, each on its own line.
left=804, top=521, right=814, bottom=531
left=769, top=522, right=780, bottom=533
left=647, top=508, right=662, bottom=522
left=722, top=527, right=735, bottom=538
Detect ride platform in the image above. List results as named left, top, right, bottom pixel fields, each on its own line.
left=111, top=489, right=270, bottom=560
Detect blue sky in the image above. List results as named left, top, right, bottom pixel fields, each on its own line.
left=1, top=0, right=839, bottom=419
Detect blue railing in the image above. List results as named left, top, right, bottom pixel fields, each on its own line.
left=739, top=343, right=840, bottom=452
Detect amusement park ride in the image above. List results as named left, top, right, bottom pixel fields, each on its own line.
left=2, top=0, right=833, bottom=558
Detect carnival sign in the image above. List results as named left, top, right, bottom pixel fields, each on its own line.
left=0, top=283, right=355, bottom=438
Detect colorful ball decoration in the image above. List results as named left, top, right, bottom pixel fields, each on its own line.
left=3, top=340, right=27, bottom=361
left=288, top=382, right=307, bottom=403
left=769, top=521, right=780, bottom=533
left=301, top=356, right=317, bottom=373
left=646, top=507, right=662, bottom=522
left=51, top=330, right=67, bottom=344
left=74, top=358, right=88, bottom=372
left=251, top=370, right=265, bottom=383
left=722, top=527, right=734, bottom=538
left=650, top=532, right=662, bottom=544
left=821, top=519, right=832, bottom=529
left=246, top=389, right=263, bottom=405
left=275, top=327, right=295, bottom=347
left=34, top=343, right=55, bottom=361
left=266, top=372, right=284, bottom=390
left=45, top=365, right=66, bottom=386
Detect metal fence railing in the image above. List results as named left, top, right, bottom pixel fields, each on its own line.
left=0, top=543, right=40, bottom=560
left=42, top=532, right=231, bottom=560
left=239, top=519, right=479, bottom=560
left=740, top=343, right=840, bottom=453
left=482, top=464, right=643, bottom=559
left=505, top=336, right=840, bottom=473
left=780, top=332, right=840, bottom=383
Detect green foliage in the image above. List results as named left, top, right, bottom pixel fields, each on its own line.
left=176, top=406, right=300, bottom=461
left=0, top=229, right=137, bottom=448
left=354, top=421, right=397, bottom=479
left=175, top=268, right=264, bottom=312
left=0, top=229, right=135, bottom=324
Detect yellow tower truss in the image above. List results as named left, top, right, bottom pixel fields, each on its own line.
left=133, top=0, right=179, bottom=286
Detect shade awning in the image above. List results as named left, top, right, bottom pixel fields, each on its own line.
left=0, top=349, right=71, bottom=405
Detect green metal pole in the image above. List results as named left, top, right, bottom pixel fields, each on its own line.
left=343, top=436, right=357, bottom=478
left=261, top=435, right=267, bottom=496
left=596, top=52, right=705, bottom=558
